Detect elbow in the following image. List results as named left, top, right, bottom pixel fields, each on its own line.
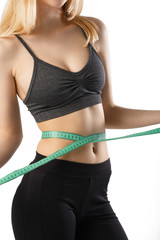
left=12, top=131, right=23, bottom=148
left=4, top=130, right=23, bottom=149
left=16, top=134, right=23, bottom=146
left=7, top=129, right=23, bottom=144
left=0, top=133, right=23, bottom=169
left=18, top=132, right=23, bottom=142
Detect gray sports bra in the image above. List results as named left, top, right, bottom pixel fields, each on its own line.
left=15, top=26, right=106, bottom=123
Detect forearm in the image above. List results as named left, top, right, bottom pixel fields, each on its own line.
left=0, top=132, right=22, bottom=169
left=105, top=104, right=160, bottom=129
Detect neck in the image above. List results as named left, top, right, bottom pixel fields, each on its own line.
left=34, top=2, right=67, bottom=35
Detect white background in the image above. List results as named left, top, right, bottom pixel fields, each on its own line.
left=0, top=0, right=160, bottom=239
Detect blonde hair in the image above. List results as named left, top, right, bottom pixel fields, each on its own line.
left=0, top=0, right=99, bottom=47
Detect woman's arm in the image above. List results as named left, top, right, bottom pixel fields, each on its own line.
left=104, top=105, right=160, bottom=129
left=0, top=37, right=23, bottom=168
left=90, top=17, right=160, bottom=129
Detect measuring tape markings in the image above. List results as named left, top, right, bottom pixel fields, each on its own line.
left=0, top=127, right=160, bottom=185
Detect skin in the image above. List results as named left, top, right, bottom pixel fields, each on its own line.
left=0, top=0, right=115, bottom=165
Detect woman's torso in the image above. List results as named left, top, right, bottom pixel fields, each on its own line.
left=12, top=22, right=110, bottom=164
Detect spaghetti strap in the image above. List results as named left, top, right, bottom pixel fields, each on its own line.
left=79, top=25, right=91, bottom=48
left=79, top=26, right=88, bottom=40
left=15, top=34, right=36, bottom=59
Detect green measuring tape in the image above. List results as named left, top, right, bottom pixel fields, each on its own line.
left=0, top=127, right=160, bottom=186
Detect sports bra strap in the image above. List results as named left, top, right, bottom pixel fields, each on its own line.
left=15, top=34, right=36, bottom=59
left=79, top=26, right=88, bottom=40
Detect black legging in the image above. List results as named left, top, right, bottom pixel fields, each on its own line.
left=11, top=151, right=129, bottom=240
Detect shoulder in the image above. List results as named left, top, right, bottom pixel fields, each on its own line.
left=86, top=16, right=107, bottom=30
left=0, top=35, right=19, bottom=76
left=85, top=16, right=108, bottom=53
left=0, top=35, right=18, bottom=55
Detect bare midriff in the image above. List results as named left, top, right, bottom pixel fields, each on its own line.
left=36, top=103, right=110, bottom=164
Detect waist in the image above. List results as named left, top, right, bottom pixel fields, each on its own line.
left=41, top=130, right=106, bottom=140
left=36, top=130, right=109, bottom=164
left=36, top=132, right=109, bottom=176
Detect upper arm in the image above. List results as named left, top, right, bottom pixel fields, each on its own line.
left=88, top=17, right=115, bottom=117
left=0, top=37, right=23, bottom=140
